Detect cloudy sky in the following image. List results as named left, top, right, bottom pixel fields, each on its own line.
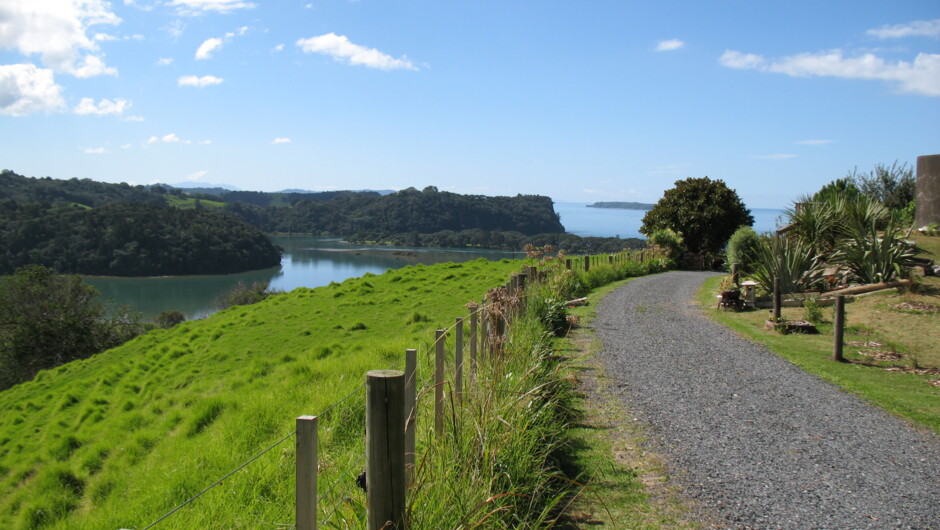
left=1, top=0, right=938, bottom=208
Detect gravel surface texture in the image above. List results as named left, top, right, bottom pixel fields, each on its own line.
left=594, top=271, right=940, bottom=529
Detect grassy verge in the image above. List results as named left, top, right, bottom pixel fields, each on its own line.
left=558, top=279, right=696, bottom=528
left=696, top=274, right=940, bottom=435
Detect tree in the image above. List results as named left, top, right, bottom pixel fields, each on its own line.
left=848, top=161, right=915, bottom=211
left=0, top=265, right=148, bottom=390
left=640, top=177, right=754, bottom=255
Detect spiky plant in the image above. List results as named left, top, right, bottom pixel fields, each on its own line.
left=749, top=234, right=825, bottom=294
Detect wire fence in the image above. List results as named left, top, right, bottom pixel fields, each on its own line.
left=138, top=250, right=661, bottom=529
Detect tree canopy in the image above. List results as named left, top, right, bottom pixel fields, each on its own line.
left=640, top=177, right=753, bottom=255
left=0, top=266, right=148, bottom=390
left=0, top=202, right=282, bottom=276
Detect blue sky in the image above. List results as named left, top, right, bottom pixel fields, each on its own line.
left=1, top=1, right=938, bottom=209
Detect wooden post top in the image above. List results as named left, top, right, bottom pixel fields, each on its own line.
left=367, top=369, right=404, bottom=379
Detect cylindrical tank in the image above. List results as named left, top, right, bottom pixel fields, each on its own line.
left=915, top=154, right=940, bottom=227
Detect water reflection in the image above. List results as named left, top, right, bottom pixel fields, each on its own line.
left=84, top=237, right=521, bottom=321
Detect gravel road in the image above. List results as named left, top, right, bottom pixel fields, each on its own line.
left=593, top=271, right=940, bottom=529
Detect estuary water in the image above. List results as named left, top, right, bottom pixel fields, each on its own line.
left=85, top=204, right=784, bottom=320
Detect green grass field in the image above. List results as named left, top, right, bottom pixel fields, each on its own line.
left=0, top=258, right=522, bottom=528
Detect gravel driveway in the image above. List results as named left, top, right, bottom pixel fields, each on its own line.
left=593, top=271, right=940, bottom=529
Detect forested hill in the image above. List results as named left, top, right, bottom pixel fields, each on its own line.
left=1, top=169, right=167, bottom=207
left=0, top=202, right=281, bottom=276
left=222, top=186, right=565, bottom=236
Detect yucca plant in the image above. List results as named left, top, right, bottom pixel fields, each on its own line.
left=832, top=214, right=920, bottom=284
left=748, top=234, right=825, bottom=294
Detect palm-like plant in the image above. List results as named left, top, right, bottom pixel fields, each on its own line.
left=749, top=234, right=825, bottom=294
left=831, top=214, right=920, bottom=284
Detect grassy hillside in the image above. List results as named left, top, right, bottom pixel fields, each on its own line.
left=0, top=258, right=521, bottom=528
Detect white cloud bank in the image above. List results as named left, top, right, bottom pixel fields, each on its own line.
left=272, top=137, right=292, bottom=144
left=296, top=33, right=418, bottom=71
left=867, top=19, right=940, bottom=40
left=656, top=39, right=684, bottom=51
left=178, top=75, right=224, bottom=87
left=720, top=49, right=940, bottom=96
left=0, top=0, right=120, bottom=77
left=74, top=97, right=130, bottom=115
left=195, top=38, right=223, bottom=60
left=0, top=64, right=65, bottom=116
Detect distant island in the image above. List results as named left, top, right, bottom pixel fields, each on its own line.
left=587, top=201, right=654, bottom=210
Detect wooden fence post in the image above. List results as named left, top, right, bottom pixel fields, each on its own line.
left=295, top=415, right=318, bottom=530
left=455, top=317, right=464, bottom=402
left=366, top=370, right=406, bottom=530
left=608, top=255, right=614, bottom=265
left=404, top=349, right=417, bottom=483
left=731, top=263, right=740, bottom=286
left=469, top=312, right=477, bottom=379
left=565, top=258, right=571, bottom=270
left=434, top=329, right=445, bottom=436
left=584, top=255, right=590, bottom=271
left=833, top=296, right=846, bottom=362
left=773, top=277, right=782, bottom=321
left=480, top=304, right=488, bottom=362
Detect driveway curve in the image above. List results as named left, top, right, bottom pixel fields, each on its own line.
left=593, top=271, right=940, bottom=529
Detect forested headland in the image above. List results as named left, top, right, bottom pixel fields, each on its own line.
left=1, top=170, right=646, bottom=274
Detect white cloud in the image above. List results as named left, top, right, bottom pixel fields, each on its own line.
left=296, top=33, right=418, bottom=71
left=94, top=33, right=118, bottom=42
left=272, top=137, right=292, bottom=144
left=121, top=143, right=132, bottom=149
left=867, top=19, right=940, bottom=40
left=148, top=133, right=182, bottom=144
left=156, top=57, right=174, bottom=66
left=656, top=39, right=684, bottom=52
left=169, top=0, right=256, bottom=15
left=74, top=97, right=130, bottom=115
left=186, top=170, right=208, bottom=181
left=750, top=154, right=797, bottom=160
left=0, top=64, right=66, bottom=116
left=82, top=146, right=107, bottom=154
left=195, top=38, right=223, bottom=60
left=177, top=75, right=223, bottom=87
left=272, top=43, right=285, bottom=52
left=720, top=49, right=940, bottom=97
left=0, top=0, right=120, bottom=77
left=719, top=50, right=766, bottom=69
left=796, top=139, right=833, bottom=146
left=198, top=139, right=212, bottom=145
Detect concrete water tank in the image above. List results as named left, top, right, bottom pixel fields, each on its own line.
left=916, top=154, right=940, bottom=227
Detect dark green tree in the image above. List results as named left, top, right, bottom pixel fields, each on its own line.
left=848, top=161, right=916, bottom=211
left=640, top=177, right=754, bottom=255
left=812, top=178, right=861, bottom=203
left=0, top=265, right=148, bottom=390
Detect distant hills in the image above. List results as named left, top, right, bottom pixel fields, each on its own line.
left=587, top=201, right=654, bottom=210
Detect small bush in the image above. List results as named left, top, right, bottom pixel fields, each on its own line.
left=154, top=310, right=185, bottom=329
left=725, top=226, right=761, bottom=273
left=802, top=298, right=824, bottom=324
left=212, top=281, right=279, bottom=310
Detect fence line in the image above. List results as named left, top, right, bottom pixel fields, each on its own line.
left=141, top=249, right=664, bottom=528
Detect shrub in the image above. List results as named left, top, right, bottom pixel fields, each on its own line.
left=154, top=310, right=185, bottom=329
left=725, top=226, right=761, bottom=273
left=212, top=281, right=279, bottom=309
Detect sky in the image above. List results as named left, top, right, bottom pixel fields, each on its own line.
left=1, top=1, right=938, bottom=209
